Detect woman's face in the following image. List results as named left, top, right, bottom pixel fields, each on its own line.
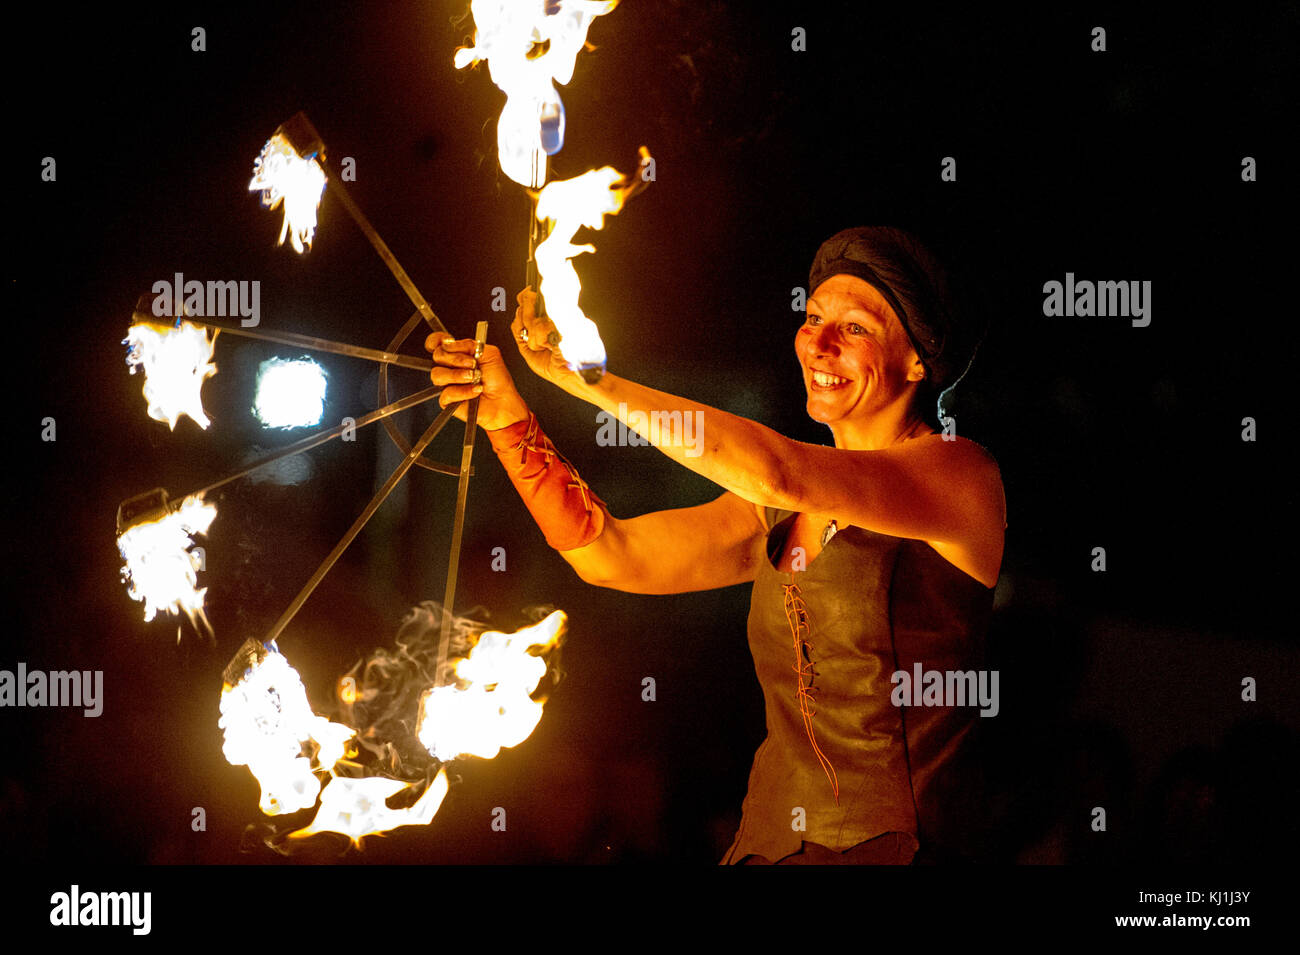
left=796, top=274, right=926, bottom=426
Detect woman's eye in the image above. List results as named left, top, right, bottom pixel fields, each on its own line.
left=850, top=323, right=867, bottom=334
left=806, top=313, right=822, bottom=325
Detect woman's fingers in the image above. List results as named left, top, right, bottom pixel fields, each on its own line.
left=428, top=364, right=483, bottom=387
left=514, top=287, right=560, bottom=349
left=425, top=334, right=478, bottom=367
left=426, top=334, right=485, bottom=392
left=437, top=382, right=482, bottom=409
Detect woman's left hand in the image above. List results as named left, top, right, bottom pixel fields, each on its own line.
left=510, top=287, right=590, bottom=395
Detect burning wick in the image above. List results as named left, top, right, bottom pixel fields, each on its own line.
left=220, top=606, right=566, bottom=848
left=123, top=320, right=219, bottom=430
left=533, top=152, right=649, bottom=378
left=454, top=0, right=619, bottom=188
left=455, top=2, right=646, bottom=380
left=288, top=770, right=450, bottom=847
left=416, top=609, right=567, bottom=761
left=253, top=356, right=328, bottom=429
left=249, top=132, right=327, bottom=253
left=219, top=645, right=356, bottom=817
left=117, top=494, right=217, bottom=631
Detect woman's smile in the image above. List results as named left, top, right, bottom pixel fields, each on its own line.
left=809, top=367, right=854, bottom=391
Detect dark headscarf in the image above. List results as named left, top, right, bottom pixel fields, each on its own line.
left=808, top=227, right=982, bottom=405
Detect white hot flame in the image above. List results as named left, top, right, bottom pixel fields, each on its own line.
left=454, top=0, right=619, bottom=187
left=534, top=157, right=645, bottom=372
left=253, top=357, right=327, bottom=429
left=124, top=320, right=219, bottom=430
left=249, top=133, right=327, bottom=253
left=219, top=646, right=356, bottom=817
left=118, top=495, right=217, bottom=629
left=220, top=610, right=567, bottom=846
left=417, top=609, right=567, bottom=761
left=289, top=769, right=450, bottom=847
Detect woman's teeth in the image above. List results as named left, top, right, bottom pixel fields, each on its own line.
left=811, top=370, right=850, bottom=389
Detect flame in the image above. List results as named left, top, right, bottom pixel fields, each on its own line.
left=222, top=611, right=565, bottom=847
left=219, top=646, right=357, bottom=816
left=288, top=769, right=450, bottom=847
left=416, top=609, right=567, bottom=761
left=249, top=132, right=327, bottom=253
left=454, top=0, right=619, bottom=187
left=533, top=152, right=648, bottom=373
left=252, top=357, right=328, bottom=429
left=124, top=320, right=219, bottom=430
left=117, top=494, right=217, bottom=629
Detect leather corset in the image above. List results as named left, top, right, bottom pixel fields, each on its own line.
left=721, top=507, right=994, bottom=864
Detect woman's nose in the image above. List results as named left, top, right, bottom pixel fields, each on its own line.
left=812, top=323, right=839, bottom=355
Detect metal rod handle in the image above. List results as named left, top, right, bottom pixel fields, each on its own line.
left=436, top=320, right=490, bottom=678
left=324, top=170, right=449, bottom=338
left=260, top=404, right=459, bottom=648
left=134, top=312, right=435, bottom=372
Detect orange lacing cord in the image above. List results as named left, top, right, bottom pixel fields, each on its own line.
left=782, top=576, right=839, bottom=803
left=507, top=413, right=598, bottom=513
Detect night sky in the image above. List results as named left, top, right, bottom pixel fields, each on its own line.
left=5, top=0, right=1297, bottom=916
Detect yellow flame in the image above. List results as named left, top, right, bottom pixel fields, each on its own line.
left=249, top=133, right=327, bottom=253
left=288, top=768, right=450, bottom=847
left=124, top=320, right=219, bottom=430
left=416, top=609, right=567, bottom=761
left=117, top=495, right=217, bottom=628
left=223, top=613, right=566, bottom=846
left=534, top=154, right=647, bottom=371
left=338, top=675, right=358, bottom=706
left=455, top=0, right=619, bottom=187
left=219, top=647, right=357, bottom=817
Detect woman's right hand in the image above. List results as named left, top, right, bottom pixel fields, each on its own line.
left=425, top=334, right=529, bottom=431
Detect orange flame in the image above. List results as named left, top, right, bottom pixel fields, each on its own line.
left=534, top=150, right=649, bottom=372
left=454, top=0, right=619, bottom=187
left=288, top=769, right=450, bottom=847
left=222, top=612, right=566, bottom=846
left=416, top=609, right=567, bottom=761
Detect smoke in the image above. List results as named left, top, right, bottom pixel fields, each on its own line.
left=242, top=445, right=315, bottom=485
left=336, top=601, right=565, bottom=779
left=335, top=601, right=485, bottom=779
left=237, top=601, right=563, bottom=855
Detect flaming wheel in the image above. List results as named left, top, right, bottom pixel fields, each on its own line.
left=117, top=0, right=639, bottom=849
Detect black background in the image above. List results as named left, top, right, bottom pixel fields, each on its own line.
left=5, top=0, right=1296, bottom=902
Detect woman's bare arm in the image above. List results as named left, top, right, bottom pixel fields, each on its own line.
left=562, top=491, right=767, bottom=594
left=425, top=331, right=769, bottom=595
left=509, top=292, right=1006, bottom=587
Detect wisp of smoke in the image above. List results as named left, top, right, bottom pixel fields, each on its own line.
left=337, top=601, right=564, bottom=779
left=239, top=601, right=563, bottom=855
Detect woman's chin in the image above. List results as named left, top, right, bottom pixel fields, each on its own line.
left=805, top=395, right=847, bottom=424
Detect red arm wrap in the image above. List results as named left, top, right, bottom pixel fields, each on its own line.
left=486, top=413, right=608, bottom=551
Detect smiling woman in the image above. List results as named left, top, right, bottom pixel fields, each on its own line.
left=428, top=225, right=1002, bottom=863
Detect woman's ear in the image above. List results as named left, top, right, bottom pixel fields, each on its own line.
left=906, top=353, right=927, bottom=384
